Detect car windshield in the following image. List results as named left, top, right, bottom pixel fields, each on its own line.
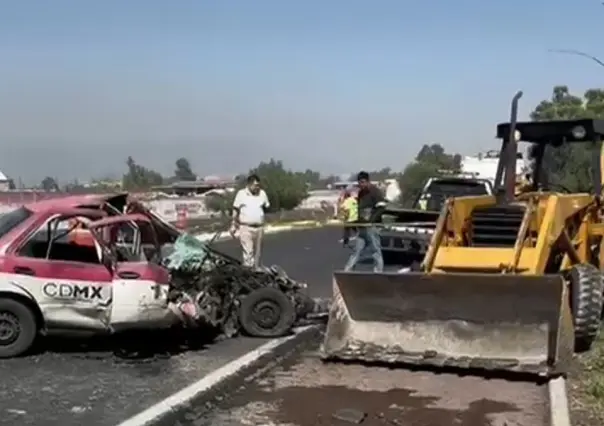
left=0, top=207, right=33, bottom=239
left=425, top=180, right=490, bottom=197
left=415, top=180, right=490, bottom=211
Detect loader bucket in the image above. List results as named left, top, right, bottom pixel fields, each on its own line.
left=321, top=271, right=574, bottom=377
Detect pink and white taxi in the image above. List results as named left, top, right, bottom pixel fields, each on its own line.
left=0, top=194, right=205, bottom=358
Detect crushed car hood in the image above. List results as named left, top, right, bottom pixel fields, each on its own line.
left=163, top=233, right=308, bottom=291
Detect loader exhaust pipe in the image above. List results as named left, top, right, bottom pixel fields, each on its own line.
left=495, top=91, right=523, bottom=203
left=505, top=91, right=523, bottom=202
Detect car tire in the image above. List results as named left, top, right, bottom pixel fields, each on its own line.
left=0, top=298, right=37, bottom=358
left=569, top=264, right=603, bottom=352
left=238, top=287, right=296, bottom=338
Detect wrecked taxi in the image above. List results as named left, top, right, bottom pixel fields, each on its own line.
left=0, top=193, right=316, bottom=358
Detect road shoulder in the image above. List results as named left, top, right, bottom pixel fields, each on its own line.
left=568, top=334, right=604, bottom=425
left=175, top=330, right=549, bottom=426
left=117, top=326, right=321, bottom=426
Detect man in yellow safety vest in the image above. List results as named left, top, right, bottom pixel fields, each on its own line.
left=338, top=186, right=358, bottom=247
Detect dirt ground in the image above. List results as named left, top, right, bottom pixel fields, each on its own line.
left=185, top=347, right=549, bottom=426
left=568, top=333, right=604, bottom=426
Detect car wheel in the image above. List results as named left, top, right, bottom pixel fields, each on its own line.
left=0, top=299, right=37, bottom=358
left=238, top=287, right=296, bottom=338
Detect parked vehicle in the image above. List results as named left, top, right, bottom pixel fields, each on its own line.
left=380, top=177, right=493, bottom=266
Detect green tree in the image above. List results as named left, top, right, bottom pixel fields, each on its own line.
left=292, top=169, right=340, bottom=190
left=174, top=157, right=196, bottom=181
left=206, top=159, right=308, bottom=214
left=398, top=144, right=461, bottom=206
left=251, top=159, right=308, bottom=211
left=41, top=176, right=59, bottom=192
left=122, top=156, right=164, bottom=190
left=204, top=192, right=234, bottom=217
left=319, top=174, right=339, bottom=188
left=347, top=167, right=397, bottom=183
left=63, top=179, right=88, bottom=194
left=371, top=167, right=395, bottom=181
left=295, top=169, right=321, bottom=187
left=529, top=86, right=604, bottom=192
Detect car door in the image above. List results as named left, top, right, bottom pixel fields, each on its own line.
left=109, top=260, right=173, bottom=330
left=88, top=215, right=174, bottom=330
left=5, top=213, right=113, bottom=331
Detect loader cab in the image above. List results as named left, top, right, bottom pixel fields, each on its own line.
left=460, top=119, right=604, bottom=248
left=494, top=119, right=604, bottom=198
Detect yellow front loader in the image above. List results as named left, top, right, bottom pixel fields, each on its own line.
left=322, top=92, right=604, bottom=377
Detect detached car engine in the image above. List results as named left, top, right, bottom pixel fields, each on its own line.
left=161, top=233, right=320, bottom=339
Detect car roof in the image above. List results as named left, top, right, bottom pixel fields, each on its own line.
left=429, top=177, right=490, bottom=184
left=89, top=213, right=151, bottom=228
left=24, top=193, right=125, bottom=213
left=31, top=206, right=107, bottom=218
left=496, top=119, right=604, bottom=143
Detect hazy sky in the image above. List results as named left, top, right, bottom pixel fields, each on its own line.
left=0, top=0, right=602, bottom=183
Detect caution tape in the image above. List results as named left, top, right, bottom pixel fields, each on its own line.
left=317, top=220, right=435, bottom=233
left=282, top=220, right=437, bottom=235
left=194, top=219, right=437, bottom=242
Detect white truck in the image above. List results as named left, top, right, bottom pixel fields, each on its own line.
left=380, top=176, right=494, bottom=266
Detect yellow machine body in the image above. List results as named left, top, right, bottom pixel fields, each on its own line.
left=323, top=111, right=604, bottom=377
left=323, top=190, right=604, bottom=376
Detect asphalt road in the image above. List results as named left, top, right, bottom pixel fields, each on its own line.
left=0, top=227, right=348, bottom=426
left=189, top=342, right=549, bottom=426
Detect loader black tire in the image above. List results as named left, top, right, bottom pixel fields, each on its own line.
left=238, top=287, right=296, bottom=338
left=569, top=264, right=604, bottom=352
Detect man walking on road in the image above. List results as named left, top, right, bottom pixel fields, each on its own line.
left=230, top=174, right=270, bottom=268
left=344, top=171, right=386, bottom=272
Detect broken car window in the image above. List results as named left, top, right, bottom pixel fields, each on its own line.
left=18, top=217, right=102, bottom=264
left=416, top=180, right=491, bottom=211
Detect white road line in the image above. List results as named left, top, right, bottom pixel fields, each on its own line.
left=548, top=376, right=571, bottom=426
left=115, top=325, right=317, bottom=426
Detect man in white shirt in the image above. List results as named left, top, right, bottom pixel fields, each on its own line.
left=230, top=174, right=270, bottom=267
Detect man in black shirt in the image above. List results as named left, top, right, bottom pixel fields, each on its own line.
left=344, top=171, right=386, bottom=272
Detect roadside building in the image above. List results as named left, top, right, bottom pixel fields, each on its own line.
left=0, top=170, right=11, bottom=191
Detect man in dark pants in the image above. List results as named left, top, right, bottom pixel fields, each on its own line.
left=344, top=171, right=386, bottom=272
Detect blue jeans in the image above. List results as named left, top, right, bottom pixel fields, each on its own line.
left=344, top=225, right=384, bottom=272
